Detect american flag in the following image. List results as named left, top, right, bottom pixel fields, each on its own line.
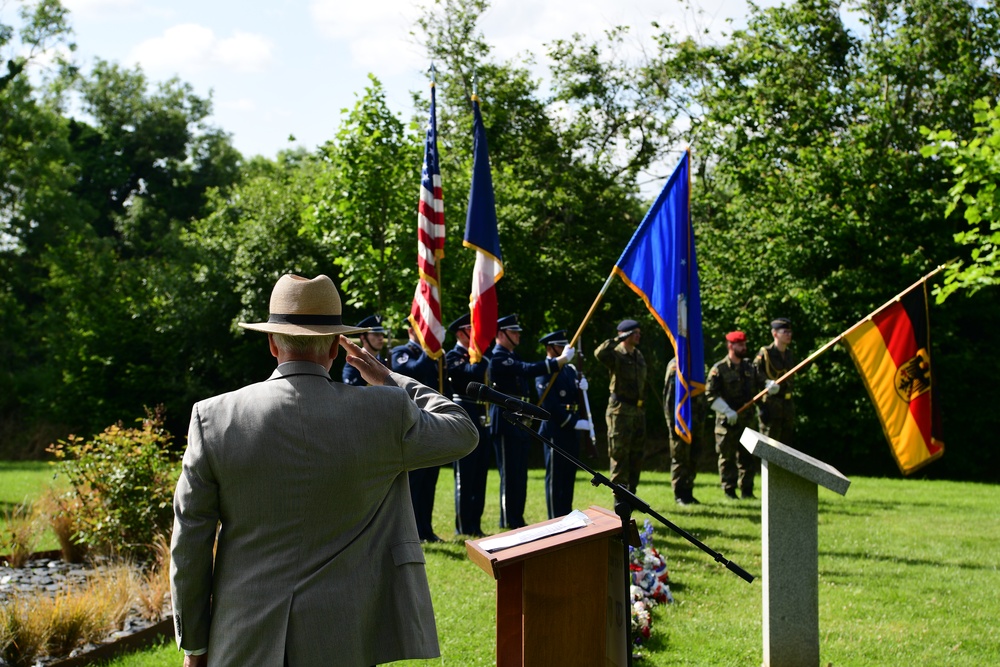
left=464, top=95, right=503, bottom=363
left=408, top=79, right=446, bottom=359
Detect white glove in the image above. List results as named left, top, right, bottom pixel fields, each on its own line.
left=557, top=345, right=575, bottom=364
left=711, top=396, right=739, bottom=425
left=574, top=418, right=592, bottom=431
left=577, top=376, right=589, bottom=391
left=765, top=379, right=780, bottom=395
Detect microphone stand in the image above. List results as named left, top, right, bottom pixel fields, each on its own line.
left=501, top=411, right=754, bottom=663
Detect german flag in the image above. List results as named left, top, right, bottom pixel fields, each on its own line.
left=843, top=283, right=944, bottom=474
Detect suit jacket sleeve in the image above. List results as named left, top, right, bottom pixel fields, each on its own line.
left=170, top=402, right=220, bottom=653
left=384, top=371, right=479, bottom=468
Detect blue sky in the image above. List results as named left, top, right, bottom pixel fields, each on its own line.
left=49, top=0, right=768, bottom=161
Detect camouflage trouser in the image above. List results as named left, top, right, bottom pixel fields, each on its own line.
left=607, top=408, right=646, bottom=493
left=759, top=398, right=795, bottom=447
left=669, top=433, right=703, bottom=498
left=715, top=418, right=756, bottom=495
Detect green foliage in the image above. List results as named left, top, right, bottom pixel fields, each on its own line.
left=304, top=75, right=420, bottom=328
left=415, top=0, right=647, bottom=357
left=641, top=0, right=1000, bottom=476
left=2, top=0, right=1000, bottom=481
left=46, top=408, right=178, bottom=560
left=922, top=97, right=1000, bottom=301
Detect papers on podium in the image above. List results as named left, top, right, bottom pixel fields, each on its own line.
left=477, top=510, right=592, bottom=552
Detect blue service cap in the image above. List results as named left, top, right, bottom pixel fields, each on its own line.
left=497, top=314, right=522, bottom=332
left=356, top=314, right=385, bottom=333
left=448, top=313, right=471, bottom=334
left=540, top=330, right=569, bottom=346
left=770, top=317, right=792, bottom=330
left=617, top=319, right=640, bottom=333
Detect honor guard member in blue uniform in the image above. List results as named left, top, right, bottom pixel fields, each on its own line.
left=753, top=317, right=795, bottom=445
left=341, top=314, right=388, bottom=385
left=535, top=330, right=592, bottom=519
left=489, top=314, right=574, bottom=528
left=706, top=331, right=767, bottom=499
left=391, top=324, right=447, bottom=542
left=445, top=313, right=492, bottom=537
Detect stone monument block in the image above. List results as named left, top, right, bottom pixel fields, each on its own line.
left=740, top=428, right=850, bottom=667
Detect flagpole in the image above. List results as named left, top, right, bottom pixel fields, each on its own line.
left=431, top=64, right=446, bottom=393
left=538, top=269, right=616, bottom=405
left=736, top=262, right=951, bottom=413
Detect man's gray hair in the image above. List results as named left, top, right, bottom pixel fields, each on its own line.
left=271, top=333, right=337, bottom=356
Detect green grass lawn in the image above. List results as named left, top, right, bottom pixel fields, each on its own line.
left=5, top=462, right=999, bottom=666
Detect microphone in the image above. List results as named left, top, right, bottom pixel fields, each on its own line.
left=466, top=382, right=551, bottom=421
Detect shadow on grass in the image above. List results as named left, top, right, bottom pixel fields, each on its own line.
left=820, top=550, right=994, bottom=573
left=818, top=496, right=948, bottom=514
left=419, top=542, right=469, bottom=561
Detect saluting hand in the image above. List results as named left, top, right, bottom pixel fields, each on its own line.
left=340, top=337, right=391, bottom=386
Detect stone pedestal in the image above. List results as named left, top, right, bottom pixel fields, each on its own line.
left=740, top=428, right=850, bottom=667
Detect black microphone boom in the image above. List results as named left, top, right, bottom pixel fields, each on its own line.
left=466, top=382, right=551, bottom=420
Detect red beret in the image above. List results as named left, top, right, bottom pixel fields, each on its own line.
left=725, top=331, right=746, bottom=343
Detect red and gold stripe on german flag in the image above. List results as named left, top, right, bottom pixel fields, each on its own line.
left=843, top=283, right=944, bottom=475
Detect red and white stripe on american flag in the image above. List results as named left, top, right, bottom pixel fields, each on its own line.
left=408, top=84, right=446, bottom=359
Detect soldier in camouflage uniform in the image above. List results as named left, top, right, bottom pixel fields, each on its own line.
left=595, top=319, right=647, bottom=494
left=664, top=357, right=706, bottom=505
left=753, top=318, right=796, bottom=446
left=706, top=331, right=767, bottom=499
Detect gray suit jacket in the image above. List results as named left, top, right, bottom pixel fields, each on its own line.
left=170, top=362, right=478, bottom=666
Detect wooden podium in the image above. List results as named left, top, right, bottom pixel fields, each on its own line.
left=466, top=506, right=629, bottom=667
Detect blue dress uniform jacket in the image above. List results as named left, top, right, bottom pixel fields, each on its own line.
left=488, top=344, right=559, bottom=528
left=342, top=354, right=389, bottom=385
left=391, top=341, right=445, bottom=541
left=536, top=363, right=582, bottom=519
left=446, top=343, right=492, bottom=536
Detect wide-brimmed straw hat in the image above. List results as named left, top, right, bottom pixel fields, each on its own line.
left=239, top=274, right=371, bottom=337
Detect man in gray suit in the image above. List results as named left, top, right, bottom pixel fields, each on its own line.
left=170, top=274, right=479, bottom=667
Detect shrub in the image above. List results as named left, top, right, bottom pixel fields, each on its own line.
left=47, top=407, right=179, bottom=561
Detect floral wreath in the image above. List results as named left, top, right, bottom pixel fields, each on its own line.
left=629, top=519, right=674, bottom=646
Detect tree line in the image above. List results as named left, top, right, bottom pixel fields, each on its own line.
left=2, top=0, right=999, bottom=480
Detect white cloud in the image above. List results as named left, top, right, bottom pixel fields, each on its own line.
left=308, top=0, right=423, bottom=74
left=309, top=0, right=422, bottom=36
left=214, top=31, right=275, bottom=72
left=126, top=23, right=274, bottom=76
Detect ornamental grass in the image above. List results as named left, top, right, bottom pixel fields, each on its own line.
left=0, top=561, right=163, bottom=666
left=1, top=500, right=40, bottom=568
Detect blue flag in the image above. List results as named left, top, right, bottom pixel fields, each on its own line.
left=613, top=150, right=705, bottom=443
